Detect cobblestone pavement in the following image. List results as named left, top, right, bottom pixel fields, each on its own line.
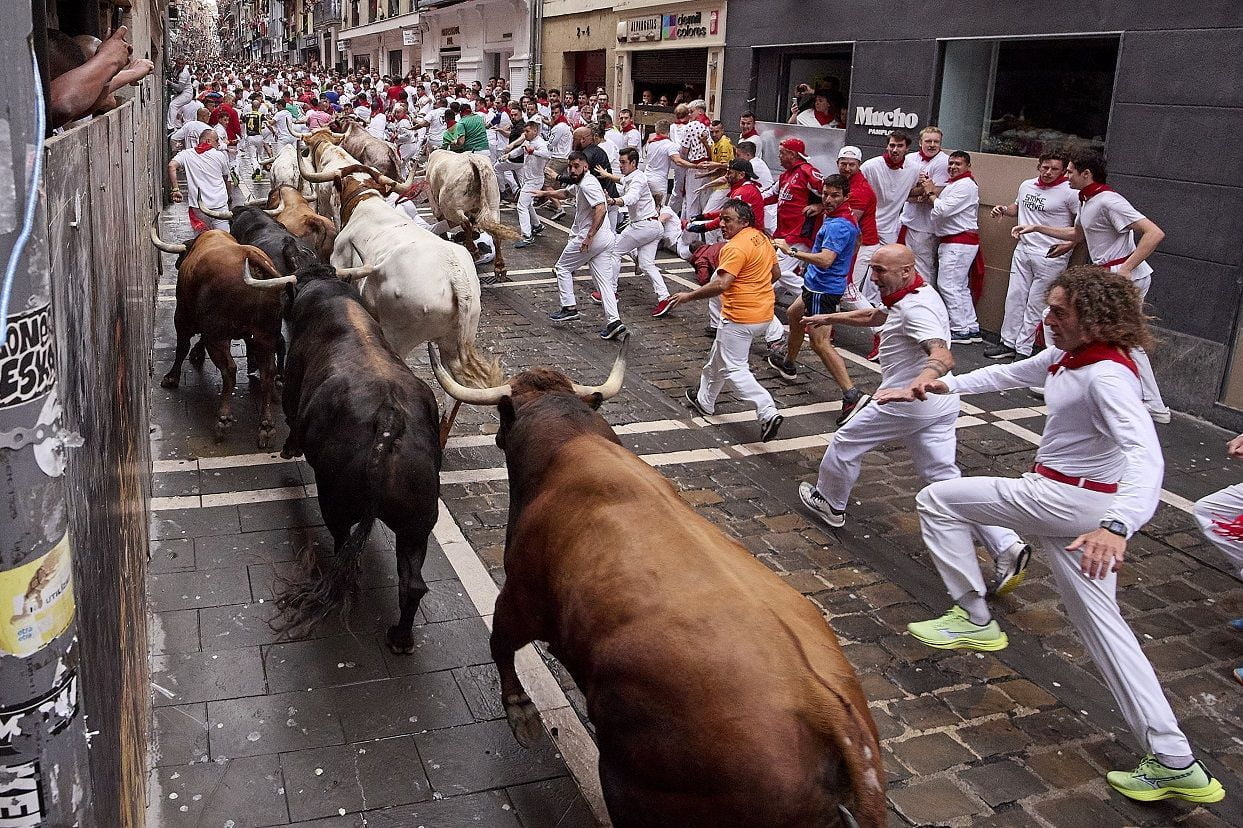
left=147, top=189, right=1243, bottom=826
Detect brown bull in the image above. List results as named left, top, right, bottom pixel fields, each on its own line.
left=264, top=185, right=338, bottom=261
left=338, top=120, right=403, bottom=180
left=429, top=342, right=887, bottom=828
left=149, top=226, right=285, bottom=448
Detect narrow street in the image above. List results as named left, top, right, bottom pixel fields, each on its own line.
left=145, top=193, right=1243, bottom=827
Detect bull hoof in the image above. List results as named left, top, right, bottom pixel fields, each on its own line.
left=188, top=345, right=206, bottom=368
left=160, top=373, right=180, bottom=389
left=279, top=442, right=302, bottom=460
left=386, top=625, right=416, bottom=654
left=503, top=693, right=543, bottom=748
left=257, top=423, right=274, bottom=450
left=494, top=268, right=508, bottom=280
left=214, top=414, right=236, bottom=441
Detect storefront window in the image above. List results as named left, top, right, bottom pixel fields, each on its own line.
left=937, top=36, right=1119, bottom=158
left=750, top=44, right=851, bottom=125
left=631, top=49, right=708, bottom=108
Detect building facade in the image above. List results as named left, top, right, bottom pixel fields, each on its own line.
left=337, top=0, right=422, bottom=75
left=418, top=0, right=535, bottom=89
left=724, top=2, right=1243, bottom=426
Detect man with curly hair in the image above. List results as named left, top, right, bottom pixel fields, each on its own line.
left=881, top=266, right=1224, bottom=806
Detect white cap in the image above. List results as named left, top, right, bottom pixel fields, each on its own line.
left=838, top=145, right=862, bottom=161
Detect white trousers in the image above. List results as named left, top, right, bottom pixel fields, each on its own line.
left=851, top=243, right=882, bottom=309
left=670, top=166, right=687, bottom=214
left=1122, top=272, right=1167, bottom=412
left=1194, top=482, right=1243, bottom=581
left=707, top=295, right=784, bottom=341
left=694, top=320, right=779, bottom=423
left=815, top=401, right=1019, bottom=564
left=167, top=90, right=192, bottom=130
left=240, top=136, right=267, bottom=176
left=937, top=242, right=980, bottom=333
left=1000, top=247, right=1069, bottom=356
left=494, top=159, right=522, bottom=193
left=517, top=187, right=541, bottom=238
left=916, top=472, right=1192, bottom=758
left=903, top=227, right=939, bottom=283
left=680, top=173, right=710, bottom=225
left=555, top=232, right=620, bottom=323
left=613, top=219, right=667, bottom=301
left=775, top=246, right=808, bottom=299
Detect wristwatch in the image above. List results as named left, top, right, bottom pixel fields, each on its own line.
left=1099, top=519, right=1128, bottom=538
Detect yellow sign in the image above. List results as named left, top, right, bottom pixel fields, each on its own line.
left=0, top=536, right=75, bottom=658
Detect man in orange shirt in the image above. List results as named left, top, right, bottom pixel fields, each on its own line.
left=667, top=199, right=784, bottom=442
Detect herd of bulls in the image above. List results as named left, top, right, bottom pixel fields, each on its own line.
left=151, top=129, right=887, bottom=826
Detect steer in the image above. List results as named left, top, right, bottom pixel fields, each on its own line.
left=429, top=342, right=887, bottom=828
left=149, top=225, right=285, bottom=448
left=332, top=176, right=503, bottom=442
left=336, top=119, right=403, bottom=180
left=422, top=149, right=519, bottom=280
left=247, top=255, right=440, bottom=651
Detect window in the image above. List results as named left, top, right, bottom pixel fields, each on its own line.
left=937, top=36, right=1119, bottom=158
left=750, top=44, right=852, bottom=126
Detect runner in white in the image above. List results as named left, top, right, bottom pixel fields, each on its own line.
left=608, top=147, right=672, bottom=318
left=1013, top=150, right=1169, bottom=422
left=899, top=126, right=949, bottom=286
left=166, top=61, right=193, bottom=130
left=168, top=130, right=233, bottom=233
left=535, top=151, right=625, bottom=340
left=643, top=120, right=677, bottom=209
left=924, top=150, right=982, bottom=343
left=893, top=266, right=1224, bottom=808
left=504, top=120, right=552, bottom=248
left=796, top=243, right=1027, bottom=579
left=986, top=152, right=1078, bottom=360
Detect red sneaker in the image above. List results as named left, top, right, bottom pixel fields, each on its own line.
left=651, top=297, right=674, bottom=318
left=590, top=290, right=603, bottom=304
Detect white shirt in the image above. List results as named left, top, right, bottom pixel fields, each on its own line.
left=930, top=175, right=979, bottom=237
left=1077, top=190, right=1153, bottom=280
left=899, top=150, right=949, bottom=234
left=174, top=147, right=231, bottom=210
left=569, top=173, right=612, bottom=243
left=861, top=155, right=922, bottom=244
left=749, top=156, right=775, bottom=197
left=598, top=139, right=621, bottom=175
left=618, top=170, right=658, bottom=221
left=175, top=67, right=193, bottom=94
left=877, top=285, right=959, bottom=417
left=946, top=348, right=1162, bottom=535
left=425, top=108, right=448, bottom=148
left=1014, top=178, right=1079, bottom=253
left=366, top=112, right=388, bottom=139
left=171, top=120, right=210, bottom=150
left=272, top=109, right=300, bottom=142
left=178, top=99, right=205, bottom=127
left=620, top=126, right=643, bottom=152
left=604, top=128, right=627, bottom=153
left=518, top=136, right=551, bottom=188
left=548, top=121, right=573, bottom=159
left=795, top=109, right=836, bottom=128
left=644, top=136, right=675, bottom=186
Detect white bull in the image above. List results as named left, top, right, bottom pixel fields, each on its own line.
left=331, top=176, right=503, bottom=443
left=260, top=143, right=314, bottom=202
left=422, top=149, right=519, bottom=279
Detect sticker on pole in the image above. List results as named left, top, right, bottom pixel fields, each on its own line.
left=0, top=536, right=74, bottom=658
left=0, top=760, right=43, bottom=826
left=0, top=305, right=57, bottom=409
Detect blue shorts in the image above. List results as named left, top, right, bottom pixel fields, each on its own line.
left=801, top=288, right=842, bottom=317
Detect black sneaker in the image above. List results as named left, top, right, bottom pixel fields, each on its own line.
left=531, top=223, right=545, bottom=236
left=835, top=391, right=872, bottom=427
left=548, top=306, right=579, bottom=322
left=767, top=353, right=798, bottom=381
left=760, top=414, right=784, bottom=442
left=951, top=329, right=983, bottom=344
left=684, top=388, right=710, bottom=417
left=984, top=342, right=1016, bottom=360
left=703, top=326, right=718, bottom=338
left=599, top=320, right=627, bottom=340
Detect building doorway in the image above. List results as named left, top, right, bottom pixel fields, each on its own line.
left=569, top=49, right=605, bottom=95
left=388, top=49, right=403, bottom=77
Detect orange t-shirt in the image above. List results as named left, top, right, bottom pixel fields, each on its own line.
left=717, top=226, right=777, bottom=324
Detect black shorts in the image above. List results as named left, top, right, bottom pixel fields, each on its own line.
left=801, top=288, right=842, bottom=317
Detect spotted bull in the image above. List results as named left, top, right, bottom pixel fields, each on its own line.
left=429, top=341, right=887, bottom=827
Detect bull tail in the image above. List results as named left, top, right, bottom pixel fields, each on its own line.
left=443, top=255, right=503, bottom=388
left=471, top=156, right=520, bottom=241
left=775, top=616, right=888, bottom=828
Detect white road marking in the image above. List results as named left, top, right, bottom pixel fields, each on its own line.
left=429, top=500, right=611, bottom=824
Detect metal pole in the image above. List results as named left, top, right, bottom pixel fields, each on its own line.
left=0, top=12, right=94, bottom=828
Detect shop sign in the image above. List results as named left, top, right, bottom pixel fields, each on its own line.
left=402, top=29, right=420, bottom=45
left=337, top=39, right=349, bottom=52
left=853, top=105, right=920, bottom=136
left=625, top=15, right=662, bottom=42
left=662, top=9, right=718, bottom=41
left=441, top=25, right=460, bottom=47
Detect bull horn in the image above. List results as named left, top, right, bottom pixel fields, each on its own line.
left=263, top=205, right=285, bottom=216
left=197, top=204, right=233, bottom=220
left=149, top=223, right=187, bottom=253
left=298, top=150, right=339, bottom=183
left=571, top=334, right=629, bottom=401
left=258, top=155, right=277, bottom=167
left=427, top=343, right=511, bottom=406
left=245, top=196, right=270, bottom=206
left=241, top=259, right=297, bottom=289
left=335, top=263, right=375, bottom=281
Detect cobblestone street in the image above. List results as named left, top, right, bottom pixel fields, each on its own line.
left=146, top=197, right=1243, bottom=827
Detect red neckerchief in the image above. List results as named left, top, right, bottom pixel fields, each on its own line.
left=1036, top=175, right=1068, bottom=190
left=552, top=115, right=569, bottom=126
left=884, top=153, right=904, bottom=170
left=1079, top=181, right=1116, bottom=203
left=1048, top=341, right=1138, bottom=378
left=946, top=170, right=975, bottom=183
left=881, top=274, right=926, bottom=308
left=813, top=110, right=831, bottom=125
left=194, top=141, right=214, bottom=154
left=694, top=114, right=710, bottom=126
left=621, top=123, right=637, bottom=132
left=918, top=149, right=939, bottom=162
left=648, top=133, right=670, bottom=142
left=829, top=202, right=857, bottom=224
left=741, top=129, right=758, bottom=139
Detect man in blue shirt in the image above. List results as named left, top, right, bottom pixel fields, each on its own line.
left=770, top=174, right=871, bottom=425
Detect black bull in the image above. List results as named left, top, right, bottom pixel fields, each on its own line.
left=273, top=261, right=442, bottom=653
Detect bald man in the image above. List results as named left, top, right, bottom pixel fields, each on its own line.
left=796, top=244, right=1029, bottom=588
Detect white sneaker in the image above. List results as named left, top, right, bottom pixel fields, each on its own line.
left=992, top=542, right=1032, bottom=597
left=799, top=482, right=845, bottom=528
left=1147, top=405, right=1172, bottom=424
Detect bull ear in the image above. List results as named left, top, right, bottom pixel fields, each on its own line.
left=495, top=396, right=515, bottom=450
left=583, top=392, right=604, bottom=410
